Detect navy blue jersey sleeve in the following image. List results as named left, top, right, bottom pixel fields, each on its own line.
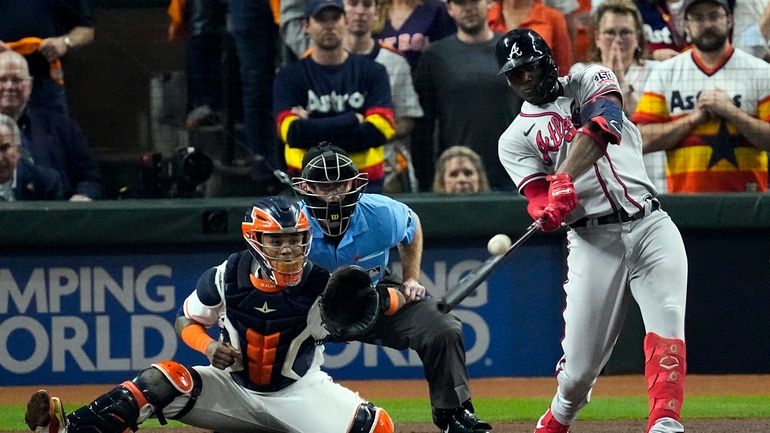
left=195, top=267, right=221, bottom=306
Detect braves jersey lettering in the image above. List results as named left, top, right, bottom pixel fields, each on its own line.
left=535, top=114, right=576, bottom=166
left=307, top=90, right=366, bottom=113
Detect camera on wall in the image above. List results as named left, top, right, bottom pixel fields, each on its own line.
left=139, top=146, right=214, bottom=198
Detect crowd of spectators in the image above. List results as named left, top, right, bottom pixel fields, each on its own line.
left=2, top=0, right=769, bottom=200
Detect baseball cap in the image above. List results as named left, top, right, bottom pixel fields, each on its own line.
left=681, top=0, right=731, bottom=16
left=305, top=0, right=345, bottom=18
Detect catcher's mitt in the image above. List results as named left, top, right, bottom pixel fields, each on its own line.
left=320, top=265, right=381, bottom=341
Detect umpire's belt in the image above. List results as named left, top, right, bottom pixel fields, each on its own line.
left=571, top=198, right=660, bottom=228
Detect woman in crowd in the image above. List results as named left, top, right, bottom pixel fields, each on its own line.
left=432, top=146, right=490, bottom=194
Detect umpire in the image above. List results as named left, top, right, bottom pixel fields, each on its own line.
left=292, top=143, right=492, bottom=433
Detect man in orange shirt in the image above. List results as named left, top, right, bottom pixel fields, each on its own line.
left=486, top=0, right=573, bottom=72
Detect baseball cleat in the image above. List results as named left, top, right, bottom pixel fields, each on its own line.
left=439, top=408, right=492, bottom=433
left=533, top=408, right=569, bottom=433
left=25, top=390, right=67, bottom=433
left=648, top=417, right=684, bottom=433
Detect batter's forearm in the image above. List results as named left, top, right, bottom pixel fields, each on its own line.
left=558, top=132, right=605, bottom=178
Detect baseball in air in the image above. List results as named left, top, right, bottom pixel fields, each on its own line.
left=487, top=234, right=512, bottom=256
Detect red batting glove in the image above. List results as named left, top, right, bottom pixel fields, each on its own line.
left=527, top=193, right=561, bottom=231
left=534, top=173, right=578, bottom=232
left=526, top=194, right=549, bottom=222
left=546, top=173, right=577, bottom=214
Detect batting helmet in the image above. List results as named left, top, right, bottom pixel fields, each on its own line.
left=242, top=196, right=311, bottom=287
left=291, top=142, right=368, bottom=238
left=495, top=28, right=559, bottom=102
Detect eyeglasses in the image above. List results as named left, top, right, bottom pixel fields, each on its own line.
left=600, top=29, right=636, bottom=40
left=0, top=76, right=31, bottom=86
left=685, top=11, right=727, bottom=24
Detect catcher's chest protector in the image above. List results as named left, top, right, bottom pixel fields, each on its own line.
left=222, top=252, right=327, bottom=392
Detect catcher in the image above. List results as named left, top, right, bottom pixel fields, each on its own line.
left=292, top=143, right=493, bottom=433
left=24, top=196, right=397, bottom=433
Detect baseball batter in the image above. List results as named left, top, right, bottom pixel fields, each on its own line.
left=496, top=29, right=689, bottom=433
left=24, top=196, right=393, bottom=433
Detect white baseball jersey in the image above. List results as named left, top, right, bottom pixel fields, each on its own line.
left=500, top=65, right=689, bottom=433
left=498, top=64, right=656, bottom=223
left=634, top=47, right=770, bottom=192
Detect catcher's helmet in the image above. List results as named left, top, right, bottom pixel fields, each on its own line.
left=495, top=28, right=559, bottom=102
left=291, top=142, right=368, bottom=237
left=242, top=196, right=311, bottom=287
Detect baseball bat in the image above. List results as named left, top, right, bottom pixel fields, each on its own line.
left=436, top=221, right=541, bottom=314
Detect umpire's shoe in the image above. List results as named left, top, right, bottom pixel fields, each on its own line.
left=25, top=390, right=67, bottom=433
left=433, top=404, right=492, bottom=433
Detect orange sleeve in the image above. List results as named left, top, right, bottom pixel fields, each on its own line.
left=384, top=287, right=405, bottom=316
left=180, top=323, right=215, bottom=355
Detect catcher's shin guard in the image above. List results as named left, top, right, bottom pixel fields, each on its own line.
left=348, top=403, right=394, bottom=433
left=644, top=332, right=686, bottom=433
left=57, top=361, right=199, bottom=433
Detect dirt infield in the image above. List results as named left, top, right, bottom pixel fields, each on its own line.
left=4, top=375, right=769, bottom=433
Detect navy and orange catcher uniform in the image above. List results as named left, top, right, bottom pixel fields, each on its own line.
left=184, top=250, right=329, bottom=392
left=24, top=196, right=393, bottom=433
left=273, top=53, right=396, bottom=190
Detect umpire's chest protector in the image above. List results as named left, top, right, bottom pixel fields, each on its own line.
left=222, top=251, right=327, bottom=392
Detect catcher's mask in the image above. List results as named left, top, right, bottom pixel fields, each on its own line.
left=495, top=28, right=559, bottom=104
left=291, top=142, right=368, bottom=237
left=242, top=196, right=312, bottom=287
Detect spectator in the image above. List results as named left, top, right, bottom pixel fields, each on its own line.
left=0, top=113, right=64, bottom=201
left=572, top=0, right=667, bottom=192
left=281, top=0, right=312, bottom=59
left=413, top=0, right=521, bottom=191
left=732, top=0, right=770, bottom=60
left=344, top=0, right=424, bottom=193
left=375, top=0, right=457, bottom=71
left=540, top=0, right=594, bottom=63
left=634, top=0, right=770, bottom=193
left=486, top=0, right=573, bottom=73
left=0, top=51, right=103, bottom=200
left=167, top=0, right=235, bottom=129
left=0, top=0, right=94, bottom=115
left=273, top=0, right=396, bottom=193
left=432, top=145, right=490, bottom=193
left=595, top=0, right=688, bottom=61
left=228, top=0, right=280, bottom=178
